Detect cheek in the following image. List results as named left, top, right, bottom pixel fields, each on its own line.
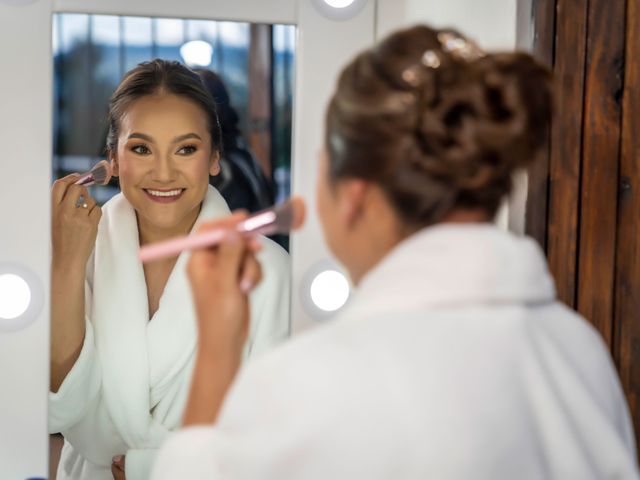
left=184, top=154, right=213, bottom=182
left=116, top=153, right=144, bottom=182
left=316, top=176, right=334, bottom=232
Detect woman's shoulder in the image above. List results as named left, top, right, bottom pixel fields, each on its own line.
left=256, top=237, right=289, bottom=272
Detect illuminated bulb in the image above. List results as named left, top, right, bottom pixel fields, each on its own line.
left=180, top=40, right=213, bottom=68
left=323, top=0, right=356, bottom=7
left=0, top=273, right=31, bottom=320
left=310, top=270, right=350, bottom=312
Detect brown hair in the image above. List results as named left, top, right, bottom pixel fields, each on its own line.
left=326, top=25, right=553, bottom=226
left=105, top=59, right=222, bottom=157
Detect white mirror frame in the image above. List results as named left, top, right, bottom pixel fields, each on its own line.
left=0, top=0, right=375, bottom=477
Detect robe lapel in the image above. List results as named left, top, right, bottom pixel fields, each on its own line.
left=93, top=186, right=230, bottom=448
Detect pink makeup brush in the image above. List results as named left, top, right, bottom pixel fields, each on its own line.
left=74, top=160, right=112, bottom=187
left=139, top=196, right=306, bottom=263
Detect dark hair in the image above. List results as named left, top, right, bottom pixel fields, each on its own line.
left=194, top=69, right=242, bottom=153
left=105, top=59, right=222, bottom=156
left=326, top=25, right=553, bottom=226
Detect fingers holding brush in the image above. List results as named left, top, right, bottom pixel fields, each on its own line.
left=51, top=179, right=101, bottom=268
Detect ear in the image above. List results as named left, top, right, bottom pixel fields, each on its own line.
left=338, top=179, right=368, bottom=230
left=209, top=150, right=221, bottom=176
left=109, top=153, right=119, bottom=177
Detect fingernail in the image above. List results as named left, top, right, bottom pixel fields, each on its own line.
left=240, top=278, right=253, bottom=293
left=112, top=455, right=123, bottom=464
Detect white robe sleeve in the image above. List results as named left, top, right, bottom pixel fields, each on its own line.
left=151, top=334, right=363, bottom=480
left=149, top=427, right=224, bottom=480
left=246, top=238, right=291, bottom=358
left=48, top=315, right=102, bottom=433
left=49, top=262, right=102, bottom=434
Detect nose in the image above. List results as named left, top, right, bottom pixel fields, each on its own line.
left=151, top=153, right=177, bottom=183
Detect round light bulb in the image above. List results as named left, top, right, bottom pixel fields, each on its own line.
left=0, top=273, right=32, bottom=320
left=310, top=270, right=350, bottom=312
left=180, top=40, right=213, bottom=68
left=323, top=0, right=356, bottom=7
left=311, top=0, right=368, bottom=21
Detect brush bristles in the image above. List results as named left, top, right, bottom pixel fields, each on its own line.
left=90, top=160, right=112, bottom=186
left=271, top=197, right=306, bottom=233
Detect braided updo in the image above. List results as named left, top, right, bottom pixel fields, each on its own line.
left=326, top=25, right=553, bottom=226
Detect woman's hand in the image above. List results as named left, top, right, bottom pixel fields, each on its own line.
left=183, top=212, right=263, bottom=426
left=187, top=212, right=263, bottom=357
left=111, top=455, right=125, bottom=480
left=50, top=174, right=102, bottom=392
left=51, top=174, right=101, bottom=270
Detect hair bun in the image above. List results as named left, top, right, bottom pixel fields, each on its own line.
left=327, top=24, right=553, bottom=226
left=412, top=52, right=553, bottom=191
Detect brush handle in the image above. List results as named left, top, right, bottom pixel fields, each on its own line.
left=139, top=228, right=228, bottom=263
left=74, top=173, right=95, bottom=187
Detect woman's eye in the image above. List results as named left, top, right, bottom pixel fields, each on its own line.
left=131, top=144, right=151, bottom=155
left=177, top=145, right=197, bottom=155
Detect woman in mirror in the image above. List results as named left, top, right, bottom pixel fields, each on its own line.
left=152, top=25, right=638, bottom=479
left=49, top=60, right=290, bottom=480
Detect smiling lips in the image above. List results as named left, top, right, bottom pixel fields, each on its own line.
left=143, top=188, right=185, bottom=204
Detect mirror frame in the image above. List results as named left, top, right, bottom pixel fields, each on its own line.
left=0, top=0, right=375, bottom=477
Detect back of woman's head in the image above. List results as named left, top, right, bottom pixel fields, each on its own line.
left=106, top=59, right=222, bottom=156
left=326, top=25, right=553, bottom=226
left=195, top=69, right=241, bottom=152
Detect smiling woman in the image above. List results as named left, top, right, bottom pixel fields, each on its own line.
left=48, top=59, right=291, bottom=480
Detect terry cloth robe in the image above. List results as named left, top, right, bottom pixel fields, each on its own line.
left=49, top=186, right=290, bottom=480
left=152, top=224, right=639, bottom=480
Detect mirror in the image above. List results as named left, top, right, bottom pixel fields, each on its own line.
left=49, top=13, right=296, bottom=480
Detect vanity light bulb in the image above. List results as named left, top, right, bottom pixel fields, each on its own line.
left=310, top=270, right=350, bottom=312
left=0, top=273, right=32, bottom=320
left=180, top=40, right=213, bottom=68
left=323, top=0, right=356, bottom=7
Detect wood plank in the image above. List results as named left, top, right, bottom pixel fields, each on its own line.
left=521, top=0, right=556, bottom=251
left=614, top=0, right=640, bottom=449
left=576, top=0, right=626, bottom=346
left=546, top=0, right=589, bottom=307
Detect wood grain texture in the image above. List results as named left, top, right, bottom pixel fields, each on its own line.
left=546, top=0, right=589, bottom=307
left=576, top=0, right=626, bottom=346
left=615, top=0, right=640, bottom=447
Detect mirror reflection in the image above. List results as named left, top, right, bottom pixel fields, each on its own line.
left=49, top=14, right=296, bottom=480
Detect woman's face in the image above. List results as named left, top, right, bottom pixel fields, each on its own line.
left=112, top=93, right=219, bottom=231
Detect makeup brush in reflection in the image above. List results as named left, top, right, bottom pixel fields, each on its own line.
left=139, top=196, right=306, bottom=263
left=74, top=160, right=112, bottom=187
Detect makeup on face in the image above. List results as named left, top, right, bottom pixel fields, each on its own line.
left=113, top=94, right=216, bottom=232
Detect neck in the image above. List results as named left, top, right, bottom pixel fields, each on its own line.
left=137, top=204, right=202, bottom=246
left=349, top=208, right=490, bottom=286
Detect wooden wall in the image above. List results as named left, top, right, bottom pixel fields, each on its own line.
left=519, top=0, right=640, bottom=451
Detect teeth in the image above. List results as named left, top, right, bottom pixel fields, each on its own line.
left=146, top=189, right=183, bottom=197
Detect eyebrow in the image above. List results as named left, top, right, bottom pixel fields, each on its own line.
left=127, top=132, right=203, bottom=143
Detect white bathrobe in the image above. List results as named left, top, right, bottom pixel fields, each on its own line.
left=49, top=186, right=290, bottom=480
left=152, top=224, right=638, bottom=480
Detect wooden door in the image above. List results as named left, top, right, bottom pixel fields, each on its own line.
left=518, top=0, right=640, bottom=453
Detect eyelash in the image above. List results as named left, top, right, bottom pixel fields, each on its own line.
left=177, top=144, right=198, bottom=155
left=131, top=144, right=151, bottom=155
left=129, top=144, right=198, bottom=155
